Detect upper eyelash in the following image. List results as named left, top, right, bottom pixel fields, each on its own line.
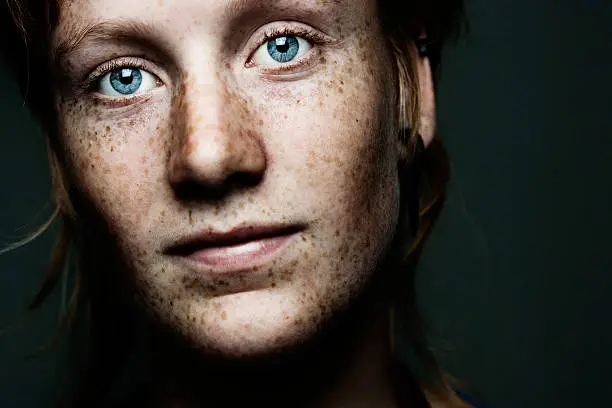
left=83, top=25, right=330, bottom=92
left=259, top=26, right=330, bottom=47
left=84, top=57, right=151, bottom=92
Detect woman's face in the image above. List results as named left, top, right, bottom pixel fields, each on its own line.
left=52, top=0, right=402, bottom=356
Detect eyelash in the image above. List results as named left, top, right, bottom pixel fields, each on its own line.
left=85, top=57, right=154, bottom=93
left=83, top=24, right=331, bottom=98
left=247, top=25, right=330, bottom=72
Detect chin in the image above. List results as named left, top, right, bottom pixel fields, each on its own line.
left=165, top=288, right=331, bottom=359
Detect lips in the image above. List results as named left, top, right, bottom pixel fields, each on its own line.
left=166, top=223, right=303, bottom=273
left=166, top=224, right=303, bottom=256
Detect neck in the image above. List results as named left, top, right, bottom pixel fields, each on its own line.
left=142, top=292, right=402, bottom=408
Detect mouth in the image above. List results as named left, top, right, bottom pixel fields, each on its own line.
left=166, top=224, right=304, bottom=273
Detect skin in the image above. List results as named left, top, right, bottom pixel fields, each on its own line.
left=49, top=0, right=439, bottom=406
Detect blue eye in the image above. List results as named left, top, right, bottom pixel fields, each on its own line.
left=98, top=67, right=158, bottom=97
left=252, top=35, right=312, bottom=66
left=267, top=36, right=300, bottom=63
left=109, top=68, right=142, bottom=94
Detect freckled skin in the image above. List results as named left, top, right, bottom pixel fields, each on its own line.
left=54, top=0, right=400, bottom=356
left=50, top=0, right=419, bottom=406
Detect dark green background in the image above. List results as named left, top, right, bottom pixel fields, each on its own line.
left=1, top=0, right=611, bottom=407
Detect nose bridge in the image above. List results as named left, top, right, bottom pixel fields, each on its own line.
left=183, top=78, right=224, bottom=146
left=167, top=65, right=266, bottom=189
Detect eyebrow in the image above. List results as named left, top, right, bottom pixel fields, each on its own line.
left=52, top=19, right=160, bottom=66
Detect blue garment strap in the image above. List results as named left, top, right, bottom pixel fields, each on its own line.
left=455, top=389, right=492, bottom=408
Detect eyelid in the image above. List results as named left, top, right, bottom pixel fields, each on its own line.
left=245, top=22, right=337, bottom=69
left=84, top=57, right=162, bottom=91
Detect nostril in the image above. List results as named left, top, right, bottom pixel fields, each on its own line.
left=171, top=171, right=262, bottom=202
left=225, top=171, right=262, bottom=188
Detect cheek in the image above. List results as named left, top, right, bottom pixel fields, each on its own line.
left=57, top=99, right=169, bottom=236
left=258, top=54, right=399, bottom=296
left=273, top=55, right=395, bottom=209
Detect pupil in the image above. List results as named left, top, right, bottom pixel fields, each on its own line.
left=276, top=37, right=289, bottom=53
left=120, top=69, right=134, bottom=85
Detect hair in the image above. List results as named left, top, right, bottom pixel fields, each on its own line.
left=1, top=0, right=468, bottom=406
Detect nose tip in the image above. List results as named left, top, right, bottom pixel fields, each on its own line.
left=167, top=124, right=267, bottom=197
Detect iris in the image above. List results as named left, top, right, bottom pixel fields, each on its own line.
left=267, top=36, right=300, bottom=63
left=109, top=68, right=143, bottom=95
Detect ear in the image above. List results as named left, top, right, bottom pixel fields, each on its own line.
left=415, top=52, right=436, bottom=148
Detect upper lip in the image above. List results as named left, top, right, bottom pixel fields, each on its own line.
left=165, top=223, right=303, bottom=255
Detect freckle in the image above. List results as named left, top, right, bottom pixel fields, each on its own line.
left=105, top=126, right=110, bottom=132
left=110, top=145, right=115, bottom=152
left=221, top=311, right=227, bottom=320
left=129, top=120, right=135, bottom=127
left=296, top=100, right=301, bottom=104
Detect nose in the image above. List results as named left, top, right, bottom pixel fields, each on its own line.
left=167, top=76, right=267, bottom=197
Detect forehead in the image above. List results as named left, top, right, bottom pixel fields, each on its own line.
left=52, top=0, right=376, bottom=61
left=54, top=0, right=364, bottom=31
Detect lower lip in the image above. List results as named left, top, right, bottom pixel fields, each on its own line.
left=184, top=233, right=296, bottom=272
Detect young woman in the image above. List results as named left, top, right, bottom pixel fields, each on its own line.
left=1, top=0, right=482, bottom=407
